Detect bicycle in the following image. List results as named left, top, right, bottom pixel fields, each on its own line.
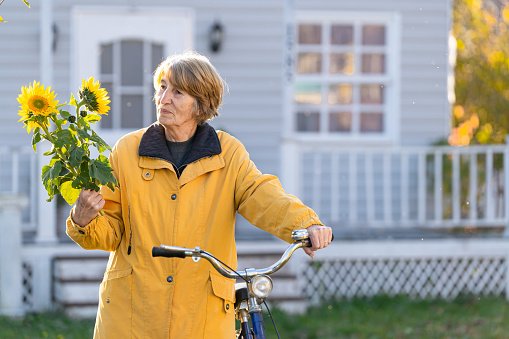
left=152, top=228, right=331, bottom=339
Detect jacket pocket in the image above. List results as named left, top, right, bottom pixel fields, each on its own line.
left=95, top=267, right=133, bottom=338
left=209, top=270, right=235, bottom=314
left=205, top=270, right=236, bottom=338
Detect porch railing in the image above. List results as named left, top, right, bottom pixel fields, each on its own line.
left=286, top=139, right=509, bottom=230
left=0, top=146, right=38, bottom=233
left=2, top=139, right=509, bottom=242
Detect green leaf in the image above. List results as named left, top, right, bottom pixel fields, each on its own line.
left=56, top=129, right=74, bottom=144
left=89, top=155, right=116, bottom=186
left=22, top=0, right=30, bottom=8
left=43, top=148, right=55, bottom=156
left=78, top=117, right=90, bottom=129
left=59, top=110, right=71, bottom=119
left=69, top=145, right=85, bottom=168
left=70, top=93, right=77, bottom=106
left=90, top=131, right=111, bottom=152
left=60, top=181, right=81, bottom=205
left=32, top=132, right=41, bottom=152
left=76, top=128, right=90, bottom=140
left=107, top=182, right=117, bottom=192
left=41, top=165, right=52, bottom=185
left=86, top=114, right=102, bottom=124
left=49, top=161, right=62, bottom=180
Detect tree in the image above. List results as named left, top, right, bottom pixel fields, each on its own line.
left=452, top=0, right=509, bottom=145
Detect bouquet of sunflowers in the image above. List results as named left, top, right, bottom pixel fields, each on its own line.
left=17, top=78, right=117, bottom=205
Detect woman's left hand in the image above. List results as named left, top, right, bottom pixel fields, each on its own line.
left=303, top=225, right=333, bottom=259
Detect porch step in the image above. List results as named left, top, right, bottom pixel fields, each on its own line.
left=236, top=243, right=308, bottom=314
left=52, top=242, right=307, bottom=317
left=52, top=256, right=108, bottom=318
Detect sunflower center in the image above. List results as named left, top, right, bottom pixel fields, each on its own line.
left=79, top=88, right=99, bottom=112
left=28, top=95, right=49, bottom=112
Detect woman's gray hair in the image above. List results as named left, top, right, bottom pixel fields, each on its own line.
left=153, top=51, right=226, bottom=125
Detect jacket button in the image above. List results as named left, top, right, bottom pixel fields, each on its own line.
left=171, top=194, right=177, bottom=200
left=78, top=230, right=85, bottom=235
left=226, top=303, right=230, bottom=310
left=144, top=172, right=151, bottom=178
left=167, top=276, right=173, bottom=283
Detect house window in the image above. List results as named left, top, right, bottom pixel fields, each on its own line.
left=98, top=40, right=163, bottom=129
left=293, top=13, right=398, bottom=139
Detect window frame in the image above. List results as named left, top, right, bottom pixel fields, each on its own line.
left=285, top=11, right=401, bottom=145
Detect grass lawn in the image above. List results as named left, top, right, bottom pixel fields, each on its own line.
left=265, top=295, right=509, bottom=339
left=2, top=295, right=509, bottom=338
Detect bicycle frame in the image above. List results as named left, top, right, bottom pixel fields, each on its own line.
left=152, top=229, right=313, bottom=339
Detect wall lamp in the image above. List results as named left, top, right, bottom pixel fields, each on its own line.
left=209, top=21, right=224, bottom=53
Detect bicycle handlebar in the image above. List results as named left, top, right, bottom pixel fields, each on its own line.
left=152, top=229, right=333, bottom=280
left=151, top=246, right=187, bottom=258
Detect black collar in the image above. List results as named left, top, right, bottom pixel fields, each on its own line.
left=139, top=122, right=222, bottom=167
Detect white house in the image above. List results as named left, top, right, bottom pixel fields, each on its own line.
left=3, top=0, right=509, bottom=318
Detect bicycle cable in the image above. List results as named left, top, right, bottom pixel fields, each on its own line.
left=199, top=250, right=249, bottom=283
left=262, top=300, right=280, bottom=339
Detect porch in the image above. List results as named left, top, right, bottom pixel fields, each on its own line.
left=2, top=139, right=509, bottom=316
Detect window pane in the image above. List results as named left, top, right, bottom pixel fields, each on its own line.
left=297, top=53, right=322, bottom=74
left=100, top=43, right=113, bottom=74
left=294, top=83, right=321, bottom=105
left=296, top=111, right=320, bottom=132
left=329, top=112, right=352, bottom=132
left=331, top=25, right=353, bottom=45
left=360, top=112, right=383, bottom=132
left=362, top=25, right=385, bottom=45
left=298, top=24, right=321, bottom=44
left=360, top=84, right=384, bottom=104
left=101, top=82, right=113, bottom=129
left=152, top=43, right=164, bottom=73
left=121, top=40, right=143, bottom=86
left=121, top=95, right=143, bottom=128
left=330, top=53, right=354, bottom=74
left=362, top=54, right=385, bottom=74
left=328, top=84, right=352, bottom=105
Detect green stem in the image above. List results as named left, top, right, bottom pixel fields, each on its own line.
left=75, top=99, right=86, bottom=116
left=39, top=120, right=78, bottom=177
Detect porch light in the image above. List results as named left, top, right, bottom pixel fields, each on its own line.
left=209, top=21, right=224, bottom=53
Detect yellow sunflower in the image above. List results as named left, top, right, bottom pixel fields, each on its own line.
left=79, top=77, right=110, bottom=115
left=17, top=81, right=59, bottom=133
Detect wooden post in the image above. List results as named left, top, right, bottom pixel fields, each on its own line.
left=0, top=195, right=28, bottom=317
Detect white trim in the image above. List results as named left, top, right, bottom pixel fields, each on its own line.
left=285, top=10, right=402, bottom=146
left=72, top=6, right=194, bottom=90
left=71, top=6, right=195, bottom=143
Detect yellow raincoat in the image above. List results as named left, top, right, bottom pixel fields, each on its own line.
left=66, top=123, right=323, bottom=338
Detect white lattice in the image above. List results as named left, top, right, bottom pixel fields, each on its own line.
left=22, top=262, right=34, bottom=311
left=303, top=255, right=507, bottom=304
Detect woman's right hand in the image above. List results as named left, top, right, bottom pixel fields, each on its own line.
left=71, top=189, right=105, bottom=227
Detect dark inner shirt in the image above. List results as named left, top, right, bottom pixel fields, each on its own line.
left=166, top=136, right=194, bottom=169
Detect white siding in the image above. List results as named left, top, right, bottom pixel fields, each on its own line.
left=0, top=0, right=452, bottom=239
left=1, top=0, right=452, bottom=169
left=0, top=1, right=41, bottom=147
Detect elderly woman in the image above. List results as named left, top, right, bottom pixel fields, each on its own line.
left=67, top=51, right=332, bottom=339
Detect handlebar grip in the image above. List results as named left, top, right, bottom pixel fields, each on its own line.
left=152, top=246, right=186, bottom=258
left=306, top=233, right=335, bottom=247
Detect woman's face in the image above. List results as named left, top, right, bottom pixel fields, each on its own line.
left=155, top=75, right=198, bottom=132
